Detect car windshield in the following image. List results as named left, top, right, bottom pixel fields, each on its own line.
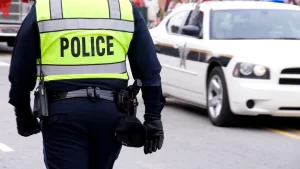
left=210, top=9, right=300, bottom=40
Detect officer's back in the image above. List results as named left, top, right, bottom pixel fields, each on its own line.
left=8, top=0, right=165, bottom=168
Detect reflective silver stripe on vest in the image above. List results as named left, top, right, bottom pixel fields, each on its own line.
left=49, top=0, right=121, bottom=19
left=38, top=18, right=134, bottom=33
left=108, top=0, right=121, bottom=19
left=50, top=0, right=62, bottom=19
left=37, top=61, right=127, bottom=76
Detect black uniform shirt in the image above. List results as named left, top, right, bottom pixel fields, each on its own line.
left=9, top=1, right=164, bottom=115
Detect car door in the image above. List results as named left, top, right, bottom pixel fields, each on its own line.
left=176, top=8, right=209, bottom=105
left=153, top=9, right=191, bottom=99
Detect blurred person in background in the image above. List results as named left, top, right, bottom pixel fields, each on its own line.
left=145, top=0, right=160, bottom=27
left=165, top=0, right=172, bottom=11
left=154, top=0, right=168, bottom=23
left=132, top=0, right=146, bottom=7
left=188, top=0, right=202, bottom=26
left=187, top=0, right=205, bottom=36
left=166, top=0, right=183, bottom=15
left=286, top=0, right=298, bottom=5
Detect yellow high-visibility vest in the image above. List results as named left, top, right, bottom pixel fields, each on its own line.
left=35, top=0, right=134, bottom=82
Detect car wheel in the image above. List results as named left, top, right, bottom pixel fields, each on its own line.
left=207, top=66, right=236, bottom=127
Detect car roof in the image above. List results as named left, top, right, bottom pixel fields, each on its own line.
left=179, top=1, right=300, bottom=11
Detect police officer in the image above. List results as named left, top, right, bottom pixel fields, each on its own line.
left=8, top=0, right=165, bottom=168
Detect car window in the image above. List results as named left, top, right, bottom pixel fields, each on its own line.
left=210, top=9, right=300, bottom=40
left=185, top=9, right=204, bottom=28
left=184, top=9, right=204, bottom=38
left=167, top=10, right=190, bottom=34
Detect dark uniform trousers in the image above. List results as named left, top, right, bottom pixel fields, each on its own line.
left=41, top=98, right=125, bottom=169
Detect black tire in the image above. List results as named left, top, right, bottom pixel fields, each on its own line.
left=206, top=66, right=236, bottom=127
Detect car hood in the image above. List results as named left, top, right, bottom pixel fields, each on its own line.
left=208, top=40, right=300, bottom=67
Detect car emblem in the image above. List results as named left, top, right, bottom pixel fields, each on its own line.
left=179, top=42, right=190, bottom=69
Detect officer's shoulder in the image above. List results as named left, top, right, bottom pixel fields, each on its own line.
left=128, top=0, right=135, bottom=6
left=128, top=0, right=141, bottom=21
left=128, top=0, right=139, bottom=12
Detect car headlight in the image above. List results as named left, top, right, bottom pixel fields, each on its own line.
left=233, top=62, right=270, bottom=79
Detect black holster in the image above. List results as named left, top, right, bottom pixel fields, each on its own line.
left=33, top=82, right=49, bottom=120
left=116, top=89, right=138, bottom=116
left=115, top=79, right=146, bottom=148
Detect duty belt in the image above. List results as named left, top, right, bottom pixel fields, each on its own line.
left=53, top=87, right=115, bottom=102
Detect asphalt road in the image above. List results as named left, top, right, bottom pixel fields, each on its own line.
left=1, top=43, right=300, bottom=169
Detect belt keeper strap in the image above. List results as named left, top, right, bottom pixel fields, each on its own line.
left=87, top=87, right=94, bottom=98
left=95, top=87, right=101, bottom=98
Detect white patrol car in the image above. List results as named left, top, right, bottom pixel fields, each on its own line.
left=149, top=1, right=300, bottom=127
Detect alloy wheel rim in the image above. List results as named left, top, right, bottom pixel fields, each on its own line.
left=208, top=75, right=223, bottom=119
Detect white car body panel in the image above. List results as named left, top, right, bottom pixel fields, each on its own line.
left=150, top=1, right=300, bottom=116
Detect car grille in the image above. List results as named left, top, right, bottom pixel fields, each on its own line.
left=279, top=68, right=300, bottom=85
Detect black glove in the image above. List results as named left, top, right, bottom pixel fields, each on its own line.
left=115, top=116, right=147, bottom=148
left=143, top=119, right=164, bottom=154
left=14, top=107, right=40, bottom=137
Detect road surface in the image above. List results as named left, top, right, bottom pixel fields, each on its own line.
left=0, top=43, right=300, bottom=169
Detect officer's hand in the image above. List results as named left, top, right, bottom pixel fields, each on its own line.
left=15, top=108, right=40, bottom=137
left=143, top=119, right=164, bottom=154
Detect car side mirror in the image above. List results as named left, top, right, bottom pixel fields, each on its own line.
left=182, top=25, right=200, bottom=37
left=171, top=25, right=180, bottom=33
